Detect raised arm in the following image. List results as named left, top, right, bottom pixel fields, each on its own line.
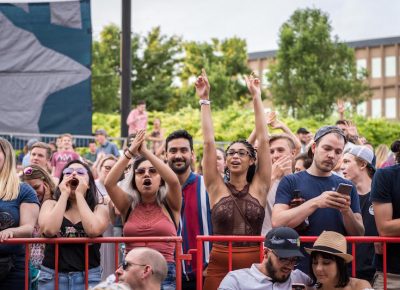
left=267, top=111, right=301, bottom=156
left=245, top=74, right=271, bottom=193
left=39, top=177, right=72, bottom=236
left=139, top=135, right=181, bottom=222
left=104, top=137, right=141, bottom=219
left=196, top=69, right=224, bottom=201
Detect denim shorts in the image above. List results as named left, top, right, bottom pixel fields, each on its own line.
left=162, top=262, right=176, bottom=290
left=38, top=265, right=102, bottom=290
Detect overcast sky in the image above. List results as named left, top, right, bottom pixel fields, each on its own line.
left=92, top=0, right=400, bottom=53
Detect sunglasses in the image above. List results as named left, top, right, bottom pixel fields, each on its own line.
left=271, top=250, right=299, bottom=266
left=120, top=260, right=147, bottom=271
left=23, top=166, right=35, bottom=176
left=226, top=149, right=250, bottom=158
left=63, top=167, right=88, bottom=176
left=135, top=167, right=157, bottom=176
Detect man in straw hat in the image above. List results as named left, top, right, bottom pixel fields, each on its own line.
left=272, top=126, right=364, bottom=273
left=305, top=231, right=372, bottom=289
left=218, top=227, right=312, bottom=290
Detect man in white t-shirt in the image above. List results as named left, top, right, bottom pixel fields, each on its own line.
left=219, top=227, right=312, bottom=290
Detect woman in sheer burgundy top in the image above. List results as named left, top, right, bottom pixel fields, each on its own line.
left=196, top=70, right=272, bottom=290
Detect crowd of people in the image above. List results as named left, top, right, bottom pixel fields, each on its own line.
left=1, top=70, right=400, bottom=290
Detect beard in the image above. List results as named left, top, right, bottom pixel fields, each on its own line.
left=266, top=257, right=291, bottom=283
left=168, top=157, right=190, bottom=174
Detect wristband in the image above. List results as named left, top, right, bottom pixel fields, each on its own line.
left=199, top=99, right=211, bottom=106
left=127, top=148, right=135, bottom=156
left=124, top=150, right=132, bottom=160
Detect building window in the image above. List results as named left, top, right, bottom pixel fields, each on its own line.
left=372, top=98, right=382, bottom=118
left=385, top=97, right=397, bottom=118
left=356, top=59, right=367, bottom=78
left=357, top=102, right=367, bottom=117
left=372, top=58, right=382, bottom=78
left=262, top=68, right=270, bottom=88
left=385, top=56, right=396, bottom=77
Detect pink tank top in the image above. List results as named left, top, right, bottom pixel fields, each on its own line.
left=123, top=202, right=176, bottom=262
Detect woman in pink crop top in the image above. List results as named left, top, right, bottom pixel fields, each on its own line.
left=104, top=130, right=181, bottom=290
left=196, top=70, right=272, bottom=290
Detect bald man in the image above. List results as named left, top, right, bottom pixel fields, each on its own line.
left=115, top=247, right=168, bottom=290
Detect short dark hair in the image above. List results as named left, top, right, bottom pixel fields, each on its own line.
left=295, top=153, right=312, bottom=169
left=165, top=130, right=193, bottom=151
left=309, top=251, right=350, bottom=288
left=137, top=100, right=146, bottom=105
left=335, top=120, right=347, bottom=126
left=391, top=140, right=400, bottom=164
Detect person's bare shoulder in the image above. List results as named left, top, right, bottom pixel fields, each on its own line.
left=350, top=277, right=372, bottom=290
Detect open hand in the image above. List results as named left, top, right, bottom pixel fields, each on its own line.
left=244, top=72, right=261, bottom=98
left=194, top=69, right=210, bottom=100
left=129, top=130, right=146, bottom=155
left=267, top=111, right=284, bottom=130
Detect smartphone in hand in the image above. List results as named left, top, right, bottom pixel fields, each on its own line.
left=336, top=183, right=353, bottom=195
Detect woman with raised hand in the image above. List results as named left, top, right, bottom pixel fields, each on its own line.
left=104, top=130, right=181, bottom=290
left=0, top=138, right=40, bottom=290
left=196, top=70, right=272, bottom=289
left=38, top=160, right=109, bottom=290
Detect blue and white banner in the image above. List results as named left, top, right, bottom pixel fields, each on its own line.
left=0, top=0, right=92, bottom=135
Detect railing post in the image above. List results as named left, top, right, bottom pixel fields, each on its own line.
left=351, top=242, right=356, bottom=277
left=85, top=242, right=89, bottom=290
left=383, top=242, right=387, bottom=290
left=175, top=240, right=183, bottom=290
left=25, top=243, right=30, bottom=290
left=55, top=242, right=59, bottom=290
left=196, top=237, right=204, bottom=290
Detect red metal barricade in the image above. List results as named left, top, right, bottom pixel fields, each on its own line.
left=196, top=235, right=400, bottom=290
left=2, top=236, right=185, bottom=290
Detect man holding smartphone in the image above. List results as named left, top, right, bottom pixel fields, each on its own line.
left=272, top=126, right=364, bottom=272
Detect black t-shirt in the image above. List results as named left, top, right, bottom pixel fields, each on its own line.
left=370, top=164, right=400, bottom=274
left=42, top=217, right=101, bottom=272
left=356, top=193, right=378, bottom=281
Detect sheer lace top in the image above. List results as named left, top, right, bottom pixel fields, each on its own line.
left=211, top=183, right=265, bottom=246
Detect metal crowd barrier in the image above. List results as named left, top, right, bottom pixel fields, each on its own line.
left=195, top=235, right=400, bottom=290
left=2, top=236, right=185, bottom=290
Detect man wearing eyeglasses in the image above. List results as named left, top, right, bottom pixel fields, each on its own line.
left=115, top=247, right=168, bottom=290
left=218, top=227, right=312, bottom=290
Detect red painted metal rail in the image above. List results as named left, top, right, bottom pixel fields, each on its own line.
left=196, top=235, right=400, bottom=290
left=2, top=236, right=184, bottom=290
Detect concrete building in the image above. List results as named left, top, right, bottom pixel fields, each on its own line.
left=248, top=36, right=400, bottom=120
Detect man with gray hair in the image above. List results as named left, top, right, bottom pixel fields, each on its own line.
left=115, top=247, right=168, bottom=290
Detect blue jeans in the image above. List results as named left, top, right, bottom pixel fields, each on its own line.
left=38, top=265, right=102, bottom=290
left=162, top=262, right=176, bottom=290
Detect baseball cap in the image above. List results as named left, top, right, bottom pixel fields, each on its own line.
left=264, top=227, right=304, bottom=258
left=345, top=145, right=376, bottom=172
left=308, top=126, right=347, bottom=158
left=95, top=129, right=107, bottom=136
left=297, top=127, right=310, bottom=134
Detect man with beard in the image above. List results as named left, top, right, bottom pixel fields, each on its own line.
left=272, top=126, right=364, bottom=273
left=218, top=227, right=311, bottom=290
left=165, top=129, right=212, bottom=290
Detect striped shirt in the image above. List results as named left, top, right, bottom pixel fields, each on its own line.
left=178, top=172, right=212, bottom=281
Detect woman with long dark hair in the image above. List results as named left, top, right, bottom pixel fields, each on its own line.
left=0, top=138, right=39, bottom=290
left=104, top=130, right=181, bottom=290
left=196, top=70, right=272, bottom=289
left=38, top=160, right=109, bottom=290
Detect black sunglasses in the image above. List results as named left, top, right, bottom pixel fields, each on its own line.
left=120, top=260, right=147, bottom=271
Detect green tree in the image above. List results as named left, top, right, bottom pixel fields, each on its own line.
left=131, top=27, right=182, bottom=111
left=268, top=8, right=370, bottom=119
left=92, top=24, right=121, bottom=113
left=175, top=37, right=251, bottom=110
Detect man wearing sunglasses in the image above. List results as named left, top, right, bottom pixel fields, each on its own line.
left=115, top=247, right=168, bottom=290
left=218, top=227, right=312, bottom=290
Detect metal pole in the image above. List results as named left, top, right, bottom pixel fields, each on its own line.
left=120, top=0, right=132, bottom=138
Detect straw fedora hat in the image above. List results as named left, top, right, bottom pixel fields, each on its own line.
left=304, top=231, right=353, bottom=263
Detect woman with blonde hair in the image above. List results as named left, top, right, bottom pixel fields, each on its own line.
left=0, top=138, right=40, bottom=290
left=196, top=70, right=271, bottom=289
left=105, top=130, right=181, bottom=290
left=375, top=144, right=390, bottom=169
